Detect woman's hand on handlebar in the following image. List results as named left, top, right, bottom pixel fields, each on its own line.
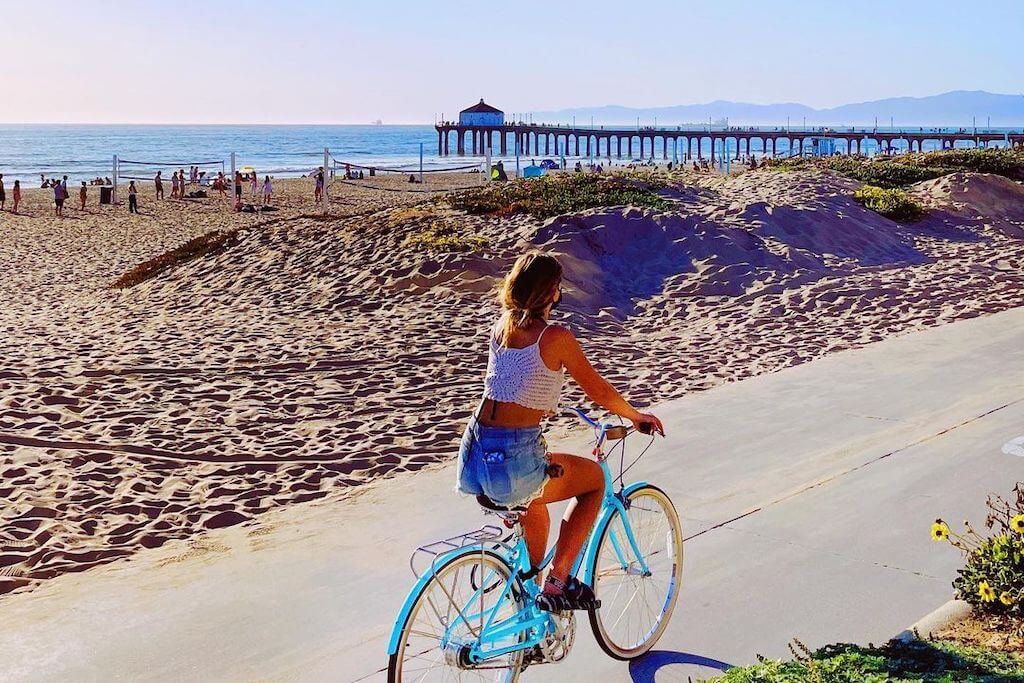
left=632, top=412, right=665, bottom=437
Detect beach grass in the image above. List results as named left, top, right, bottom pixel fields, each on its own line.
left=111, top=229, right=239, bottom=289
left=403, top=221, right=489, bottom=253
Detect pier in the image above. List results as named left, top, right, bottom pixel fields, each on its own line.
left=435, top=122, right=1024, bottom=160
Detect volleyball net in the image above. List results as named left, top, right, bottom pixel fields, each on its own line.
left=108, top=143, right=494, bottom=208
left=323, top=150, right=487, bottom=199
left=113, top=156, right=228, bottom=201
left=116, top=158, right=225, bottom=181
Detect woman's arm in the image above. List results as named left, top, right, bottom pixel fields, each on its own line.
left=549, top=326, right=665, bottom=435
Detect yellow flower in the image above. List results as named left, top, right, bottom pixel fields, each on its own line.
left=930, top=520, right=950, bottom=542
left=1011, top=514, right=1024, bottom=534
left=978, top=582, right=996, bottom=602
left=1000, top=591, right=1015, bottom=606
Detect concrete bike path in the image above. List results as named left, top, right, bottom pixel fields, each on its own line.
left=1, top=307, right=1022, bottom=682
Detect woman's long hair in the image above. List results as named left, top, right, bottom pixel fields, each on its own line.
left=497, top=252, right=562, bottom=346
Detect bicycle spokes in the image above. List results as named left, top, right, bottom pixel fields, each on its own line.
left=589, top=487, right=683, bottom=659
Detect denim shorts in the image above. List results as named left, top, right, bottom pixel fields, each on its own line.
left=456, top=415, right=549, bottom=507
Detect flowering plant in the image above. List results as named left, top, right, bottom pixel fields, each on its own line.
left=933, top=483, right=1024, bottom=618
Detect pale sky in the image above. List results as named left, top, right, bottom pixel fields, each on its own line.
left=1, top=0, right=1021, bottom=124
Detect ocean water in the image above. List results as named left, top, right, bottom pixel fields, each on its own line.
left=0, top=124, right=1017, bottom=185
left=0, top=124, right=466, bottom=186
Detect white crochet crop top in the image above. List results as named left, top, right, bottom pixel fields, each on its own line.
left=482, top=323, right=565, bottom=412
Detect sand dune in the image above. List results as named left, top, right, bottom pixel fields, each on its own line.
left=1, top=168, right=1022, bottom=595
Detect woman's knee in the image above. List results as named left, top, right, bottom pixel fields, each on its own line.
left=549, top=453, right=603, bottom=492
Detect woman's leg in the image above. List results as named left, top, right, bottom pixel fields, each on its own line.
left=521, top=498, right=549, bottom=579
left=524, top=452, right=604, bottom=585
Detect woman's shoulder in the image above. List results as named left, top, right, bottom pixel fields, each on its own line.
left=540, top=322, right=575, bottom=346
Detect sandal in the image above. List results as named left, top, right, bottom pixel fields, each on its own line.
left=536, top=575, right=600, bottom=612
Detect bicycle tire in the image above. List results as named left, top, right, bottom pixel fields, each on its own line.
left=587, top=484, right=684, bottom=660
left=388, top=548, right=526, bottom=682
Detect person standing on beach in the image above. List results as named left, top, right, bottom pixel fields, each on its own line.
left=154, top=171, right=164, bottom=200
left=456, top=252, right=663, bottom=611
left=170, top=171, right=179, bottom=199
left=262, top=175, right=272, bottom=206
left=250, top=170, right=258, bottom=199
left=0, top=174, right=5, bottom=211
left=214, top=172, right=227, bottom=201
left=128, top=181, right=139, bottom=214
left=11, top=181, right=21, bottom=214
left=53, top=179, right=65, bottom=217
left=79, top=182, right=87, bottom=210
left=234, top=171, right=243, bottom=203
left=314, top=167, right=324, bottom=204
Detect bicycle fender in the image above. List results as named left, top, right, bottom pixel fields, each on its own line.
left=576, top=481, right=650, bottom=585
left=386, top=545, right=507, bottom=655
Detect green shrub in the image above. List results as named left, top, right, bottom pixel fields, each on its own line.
left=766, top=148, right=1024, bottom=188
left=826, top=157, right=945, bottom=188
left=403, top=221, right=488, bottom=253
left=447, top=172, right=668, bottom=218
left=933, top=482, right=1024, bottom=619
left=709, top=639, right=1024, bottom=682
left=853, top=185, right=924, bottom=222
left=913, top=148, right=1024, bottom=180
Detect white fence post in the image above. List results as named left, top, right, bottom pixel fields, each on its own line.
left=484, top=136, right=491, bottom=183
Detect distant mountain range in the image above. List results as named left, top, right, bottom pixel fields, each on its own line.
left=527, top=91, right=1024, bottom=127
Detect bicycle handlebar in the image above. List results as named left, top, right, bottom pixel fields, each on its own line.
left=569, top=406, right=658, bottom=437
left=568, top=406, right=601, bottom=428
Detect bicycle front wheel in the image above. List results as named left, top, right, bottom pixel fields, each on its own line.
left=388, top=549, right=526, bottom=682
left=588, top=484, right=683, bottom=660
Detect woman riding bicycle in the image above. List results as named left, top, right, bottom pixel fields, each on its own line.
left=457, top=251, right=664, bottom=612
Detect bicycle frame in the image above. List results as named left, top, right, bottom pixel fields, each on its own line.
left=386, top=409, right=653, bottom=665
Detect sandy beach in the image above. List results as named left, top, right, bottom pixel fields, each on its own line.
left=2, top=165, right=1023, bottom=597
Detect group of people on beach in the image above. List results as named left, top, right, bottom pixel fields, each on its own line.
left=230, top=170, right=274, bottom=209
left=153, top=167, right=206, bottom=200
left=0, top=174, right=16, bottom=214
left=42, top=175, right=88, bottom=216
left=0, top=163, right=284, bottom=218
left=0, top=173, right=93, bottom=216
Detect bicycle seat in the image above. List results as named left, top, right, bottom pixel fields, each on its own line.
left=476, top=494, right=528, bottom=515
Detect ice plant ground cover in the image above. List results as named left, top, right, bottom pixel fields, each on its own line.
left=447, top=172, right=669, bottom=218
left=706, top=638, right=1023, bottom=682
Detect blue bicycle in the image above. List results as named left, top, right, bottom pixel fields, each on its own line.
left=386, top=408, right=684, bottom=681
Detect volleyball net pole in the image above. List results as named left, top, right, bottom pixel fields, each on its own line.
left=112, top=154, right=119, bottom=204
left=419, top=143, right=424, bottom=184
left=230, top=152, right=236, bottom=199
left=323, top=147, right=330, bottom=215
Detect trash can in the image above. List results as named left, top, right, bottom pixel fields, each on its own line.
left=99, top=186, right=113, bottom=205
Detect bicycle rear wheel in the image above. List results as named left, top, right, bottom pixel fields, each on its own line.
left=588, top=485, right=683, bottom=659
left=388, top=549, right=526, bottom=682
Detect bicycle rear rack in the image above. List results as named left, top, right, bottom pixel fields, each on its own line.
left=409, top=525, right=506, bottom=579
